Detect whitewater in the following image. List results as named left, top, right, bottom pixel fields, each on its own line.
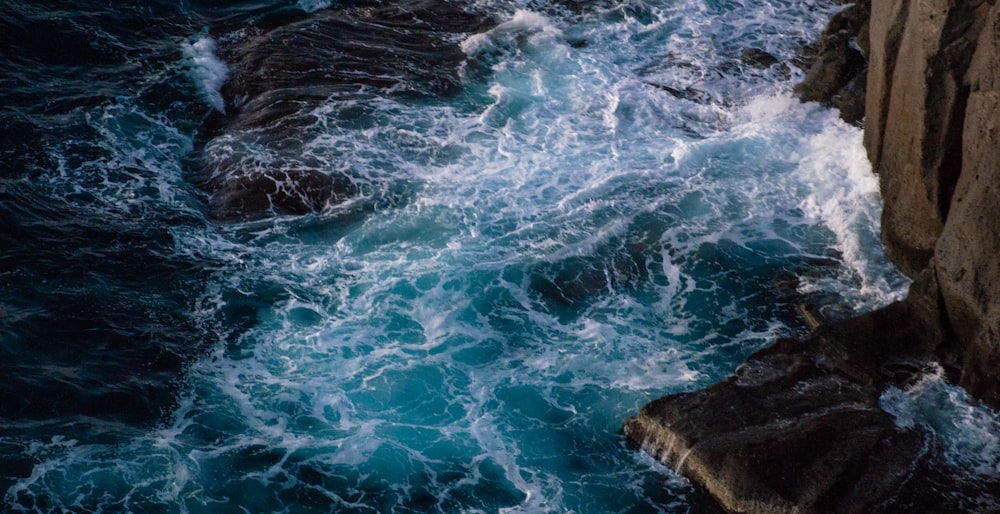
left=4, top=0, right=996, bottom=512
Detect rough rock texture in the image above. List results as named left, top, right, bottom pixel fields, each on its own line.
left=864, top=0, right=1000, bottom=406
left=795, top=0, right=871, bottom=125
left=194, top=1, right=494, bottom=221
left=627, top=0, right=1000, bottom=511
left=934, top=1, right=1000, bottom=406
left=864, top=0, right=988, bottom=277
left=624, top=273, right=955, bottom=513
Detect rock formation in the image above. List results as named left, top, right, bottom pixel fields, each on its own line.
left=626, top=0, right=1000, bottom=511
left=193, top=1, right=493, bottom=221
left=795, top=0, right=871, bottom=125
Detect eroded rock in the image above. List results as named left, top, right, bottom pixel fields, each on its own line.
left=934, top=1, right=1000, bottom=406
left=865, top=0, right=989, bottom=277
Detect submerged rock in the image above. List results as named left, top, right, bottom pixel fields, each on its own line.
left=207, top=168, right=358, bottom=222
left=740, top=48, right=779, bottom=69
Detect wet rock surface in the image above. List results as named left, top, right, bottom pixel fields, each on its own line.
left=207, top=168, right=358, bottom=222
left=193, top=1, right=495, bottom=221
left=624, top=275, right=972, bottom=512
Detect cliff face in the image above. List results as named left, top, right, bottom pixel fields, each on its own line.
left=624, top=0, right=1000, bottom=511
left=865, top=0, right=1000, bottom=405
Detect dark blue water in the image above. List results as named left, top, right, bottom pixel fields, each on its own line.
left=7, top=0, right=992, bottom=512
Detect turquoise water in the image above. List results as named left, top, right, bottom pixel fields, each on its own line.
left=0, top=0, right=926, bottom=511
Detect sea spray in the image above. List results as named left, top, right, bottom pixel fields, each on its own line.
left=183, top=36, right=229, bottom=114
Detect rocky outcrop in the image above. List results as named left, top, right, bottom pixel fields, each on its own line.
left=194, top=1, right=494, bottom=221
left=624, top=273, right=959, bottom=513
left=932, top=1, right=1000, bottom=406
left=795, top=0, right=871, bottom=125
left=864, top=0, right=988, bottom=278
left=864, top=0, right=1000, bottom=406
left=627, top=0, right=1000, bottom=511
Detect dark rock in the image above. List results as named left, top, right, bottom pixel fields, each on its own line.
left=215, top=1, right=493, bottom=121
left=645, top=82, right=714, bottom=104
left=740, top=48, right=779, bottom=69
left=623, top=282, right=959, bottom=513
left=207, top=169, right=357, bottom=221
left=794, top=0, right=870, bottom=126
left=828, top=68, right=867, bottom=126
left=193, top=1, right=495, bottom=222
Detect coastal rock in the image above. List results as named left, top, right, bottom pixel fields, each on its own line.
left=794, top=0, right=870, bottom=125
left=624, top=277, right=953, bottom=513
left=740, top=48, right=780, bottom=69
left=630, top=0, right=1000, bottom=510
left=193, top=1, right=494, bottom=221
left=207, top=168, right=357, bottom=222
left=864, top=0, right=987, bottom=277
left=934, top=1, right=1000, bottom=406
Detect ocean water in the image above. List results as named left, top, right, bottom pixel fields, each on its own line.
left=2, top=0, right=979, bottom=511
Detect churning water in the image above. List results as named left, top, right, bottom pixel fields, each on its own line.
left=3, top=0, right=972, bottom=511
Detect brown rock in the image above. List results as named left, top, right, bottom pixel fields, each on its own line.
left=623, top=291, right=950, bottom=513
left=864, top=0, right=988, bottom=277
left=934, top=1, right=1000, bottom=407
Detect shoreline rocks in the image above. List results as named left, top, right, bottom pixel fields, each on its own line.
left=192, top=1, right=494, bottom=221
left=794, top=0, right=871, bottom=126
left=624, top=272, right=957, bottom=512
left=627, top=0, right=1000, bottom=510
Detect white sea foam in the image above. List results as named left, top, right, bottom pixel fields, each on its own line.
left=296, top=0, right=332, bottom=12
left=183, top=35, right=229, bottom=113
left=461, top=10, right=563, bottom=57
left=881, top=365, right=1000, bottom=477
left=797, top=114, right=907, bottom=306
left=6, top=0, right=921, bottom=511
